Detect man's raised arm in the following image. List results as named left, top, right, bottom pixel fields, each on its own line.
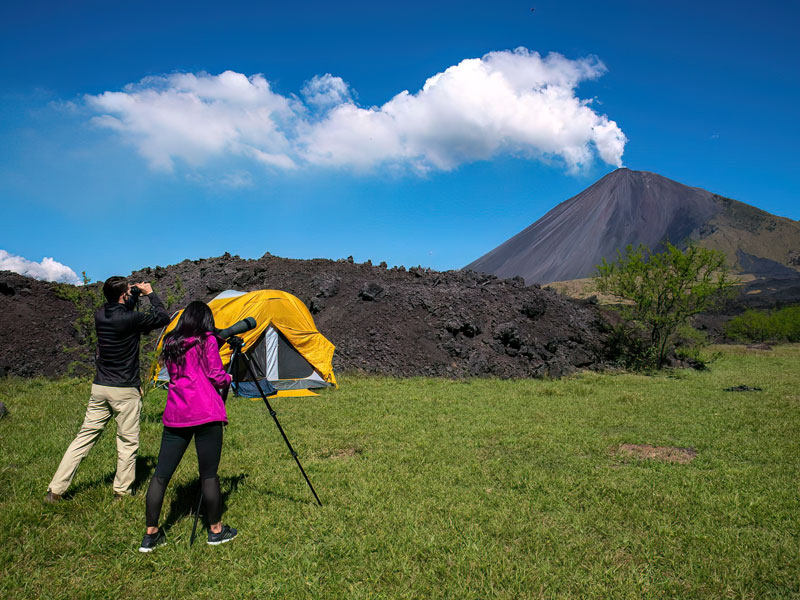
left=132, top=282, right=171, bottom=333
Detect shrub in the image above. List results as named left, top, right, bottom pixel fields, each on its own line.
left=53, top=272, right=105, bottom=375
left=673, top=324, right=719, bottom=369
left=725, top=306, right=800, bottom=343
left=602, top=319, right=658, bottom=370
left=595, top=243, right=737, bottom=368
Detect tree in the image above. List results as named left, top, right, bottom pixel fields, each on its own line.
left=54, top=272, right=105, bottom=376
left=595, top=243, right=737, bottom=368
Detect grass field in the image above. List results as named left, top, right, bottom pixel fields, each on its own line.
left=1, top=345, right=798, bottom=599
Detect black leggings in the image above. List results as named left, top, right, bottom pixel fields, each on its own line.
left=145, top=422, right=224, bottom=528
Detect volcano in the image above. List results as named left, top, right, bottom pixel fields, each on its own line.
left=465, top=168, right=800, bottom=285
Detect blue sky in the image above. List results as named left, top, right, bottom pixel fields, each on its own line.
left=1, top=0, right=797, bottom=284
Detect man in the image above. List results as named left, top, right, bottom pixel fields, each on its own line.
left=46, top=276, right=171, bottom=502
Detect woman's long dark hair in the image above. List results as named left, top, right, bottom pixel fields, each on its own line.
left=161, top=301, right=216, bottom=367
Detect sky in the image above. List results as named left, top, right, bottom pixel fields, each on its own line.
left=1, top=0, right=798, bottom=284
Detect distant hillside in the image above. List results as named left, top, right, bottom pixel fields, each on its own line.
left=465, top=168, right=800, bottom=284
left=699, top=197, right=800, bottom=276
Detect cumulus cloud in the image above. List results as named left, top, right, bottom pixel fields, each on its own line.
left=0, top=250, right=81, bottom=284
left=87, top=70, right=299, bottom=171
left=85, top=48, right=626, bottom=175
left=301, top=74, right=354, bottom=110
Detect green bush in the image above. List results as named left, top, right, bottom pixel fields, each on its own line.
left=53, top=273, right=105, bottom=375
left=673, top=324, right=720, bottom=369
left=774, top=306, right=800, bottom=342
left=595, top=242, right=736, bottom=368
left=725, top=305, right=800, bottom=342
left=602, top=319, right=658, bottom=371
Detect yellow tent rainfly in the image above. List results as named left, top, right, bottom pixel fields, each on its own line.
left=155, top=289, right=337, bottom=398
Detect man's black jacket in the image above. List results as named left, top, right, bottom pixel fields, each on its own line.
left=93, top=293, right=171, bottom=387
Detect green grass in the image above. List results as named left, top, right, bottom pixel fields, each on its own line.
left=1, top=346, right=799, bottom=599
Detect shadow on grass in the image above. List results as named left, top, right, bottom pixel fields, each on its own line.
left=162, top=473, right=248, bottom=533
left=258, top=485, right=319, bottom=506
left=63, top=454, right=156, bottom=499
left=134, top=455, right=157, bottom=491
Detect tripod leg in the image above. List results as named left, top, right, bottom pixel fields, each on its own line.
left=221, top=344, right=241, bottom=403
left=237, top=351, right=323, bottom=506
left=189, top=490, right=203, bottom=546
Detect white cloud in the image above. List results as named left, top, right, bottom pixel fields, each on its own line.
left=85, top=48, right=626, bottom=176
left=186, top=169, right=255, bottom=188
left=0, top=250, right=81, bottom=284
left=87, top=70, right=298, bottom=171
left=301, top=74, right=354, bottom=110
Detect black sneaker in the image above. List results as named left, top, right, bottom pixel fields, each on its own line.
left=138, top=529, right=166, bottom=553
left=207, top=525, right=238, bottom=546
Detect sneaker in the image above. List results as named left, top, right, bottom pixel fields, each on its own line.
left=207, top=525, right=238, bottom=546
left=138, top=529, right=166, bottom=553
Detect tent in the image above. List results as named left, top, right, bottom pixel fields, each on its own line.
left=155, top=289, right=337, bottom=398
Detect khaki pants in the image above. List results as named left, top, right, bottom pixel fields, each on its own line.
left=48, top=384, right=142, bottom=496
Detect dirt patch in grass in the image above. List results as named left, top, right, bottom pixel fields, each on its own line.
left=318, top=447, right=363, bottom=460
left=615, top=443, right=697, bottom=464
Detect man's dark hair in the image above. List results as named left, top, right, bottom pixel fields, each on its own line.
left=103, top=276, right=129, bottom=304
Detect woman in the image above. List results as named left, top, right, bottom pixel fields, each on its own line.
left=139, top=301, right=237, bottom=552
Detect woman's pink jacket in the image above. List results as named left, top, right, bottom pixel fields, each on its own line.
left=163, top=332, right=232, bottom=427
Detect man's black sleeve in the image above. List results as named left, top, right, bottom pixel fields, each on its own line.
left=133, top=292, right=172, bottom=334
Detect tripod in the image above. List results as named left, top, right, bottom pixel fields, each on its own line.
left=190, top=335, right=322, bottom=545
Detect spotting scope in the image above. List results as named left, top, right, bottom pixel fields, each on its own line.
left=215, top=317, right=257, bottom=340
